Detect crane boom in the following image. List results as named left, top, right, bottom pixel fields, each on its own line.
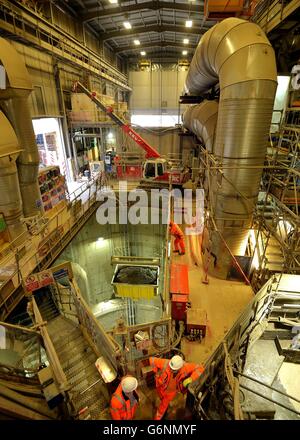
left=73, top=81, right=161, bottom=159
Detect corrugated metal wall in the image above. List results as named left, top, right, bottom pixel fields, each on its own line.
left=52, top=6, right=100, bottom=55
left=12, top=43, right=60, bottom=117
left=8, top=42, right=118, bottom=118
left=0, top=0, right=126, bottom=119
left=129, top=67, right=188, bottom=114
left=125, top=66, right=193, bottom=159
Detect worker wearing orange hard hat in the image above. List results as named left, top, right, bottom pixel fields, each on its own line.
left=149, top=355, right=204, bottom=420
left=110, top=376, right=139, bottom=420
left=169, top=221, right=185, bottom=255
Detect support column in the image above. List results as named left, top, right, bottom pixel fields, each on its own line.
left=53, top=63, right=73, bottom=182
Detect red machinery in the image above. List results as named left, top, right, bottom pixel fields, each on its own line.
left=170, top=263, right=207, bottom=341
left=73, top=81, right=190, bottom=185
left=204, top=0, right=257, bottom=20
left=170, top=263, right=190, bottom=322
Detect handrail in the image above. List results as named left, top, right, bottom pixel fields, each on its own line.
left=0, top=362, right=39, bottom=375
left=111, top=255, right=161, bottom=265
left=0, top=1, right=129, bottom=89
left=70, top=279, right=121, bottom=370
left=31, top=297, right=69, bottom=392
left=0, top=177, right=99, bottom=263
left=162, top=181, right=172, bottom=316
left=211, top=217, right=251, bottom=285
left=52, top=278, right=121, bottom=374
left=0, top=176, right=102, bottom=318
left=251, top=0, right=299, bottom=33
left=0, top=321, right=41, bottom=336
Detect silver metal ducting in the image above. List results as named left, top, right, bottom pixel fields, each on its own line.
left=183, top=18, right=277, bottom=279
left=8, top=94, right=42, bottom=217
left=0, top=37, right=42, bottom=218
left=182, top=100, right=218, bottom=153
left=0, top=111, right=26, bottom=239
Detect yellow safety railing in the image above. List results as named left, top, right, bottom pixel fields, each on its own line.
left=0, top=176, right=102, bottom=320
left=31, top=296, right=70, bottom=393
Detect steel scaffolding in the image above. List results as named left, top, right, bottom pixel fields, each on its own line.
left=251, top=109, right=300, bottom=290
left=187, top=105, right=300, bottom=291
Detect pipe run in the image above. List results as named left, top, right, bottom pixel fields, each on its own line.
left=0, top=37, right=43, bottom=219
left=0, top=111, right=26, bottom=239
left=183, top=18, right=277, bottom=279
left=182, top=100, right=218, bottom=153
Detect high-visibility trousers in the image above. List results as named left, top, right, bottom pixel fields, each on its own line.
left=174, top=237, right=185, bottom=254
left=154, top=388, right=177, bottom=420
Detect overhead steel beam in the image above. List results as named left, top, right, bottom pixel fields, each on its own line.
left=82, top=1, right=203, bottom=22
left=115, top=41, right=196, bottom=53
left=103, top=24, right=206, bottom=40
left=128, top=54, right=192, bottom=62
left=0, top=1, right=130, bottom=90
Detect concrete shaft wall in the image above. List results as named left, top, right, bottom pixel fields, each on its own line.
left=56, top=213, right=166, bottom=305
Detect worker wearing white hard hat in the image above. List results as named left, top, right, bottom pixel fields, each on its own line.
left=121, top=376, right=138, bottom=393
left=169, top=354, right=184, bottom=371
left=110, top=375, right=139, bottom=420
left=149, top=354, right=205, bottom=420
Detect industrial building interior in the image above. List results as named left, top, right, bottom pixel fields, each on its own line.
left=0, top=0, right=300, bottom=422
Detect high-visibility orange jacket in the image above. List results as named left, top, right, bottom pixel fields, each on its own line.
left=149, top=357, right=204, bottom=394
left=110, top=383, right=139, bottom=420
left=169, top=223, right=184, bottom=239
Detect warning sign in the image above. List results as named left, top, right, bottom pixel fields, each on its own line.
left=25, top=274, right=40, bottom=292
left=39, top=270, right=54, bottom=287
left=25, top=270, right=54, bottom=292
left=25, top=262, right=73, bottom=293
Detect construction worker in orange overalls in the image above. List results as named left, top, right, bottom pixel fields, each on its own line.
left=149, top=355, right=204, bottom=420
left=169, top=221, right=185, bottom=255
left=110, top=376, right=139, bottom=420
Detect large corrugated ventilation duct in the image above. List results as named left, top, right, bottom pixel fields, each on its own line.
left=0, top=37, right=42, bottom=218
left=0, top=111, right=26, bottom=239
left=182, top=100, right=218, bottom=153
left=183, top=18, right=277, bottom=279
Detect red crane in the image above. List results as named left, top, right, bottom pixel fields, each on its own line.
left=73, top=81, right=189, bottom=184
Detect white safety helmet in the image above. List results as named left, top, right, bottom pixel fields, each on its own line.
left=121, top=376, right=138, bottom=393
left=169, top=355, right=184, bottom=371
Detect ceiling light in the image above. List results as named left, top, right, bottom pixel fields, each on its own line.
left=182, top=50, right=188, bottom=56
left=134, top=39, right=140, bottom=45
left=109, top=0, right=118, bottom=3
left=140, top=51, right=146, bottom=56
left=123, top=21, right=132, bottom=29
left=183, top=39, right=189, bottom=44
left=185, top=20, right=193, bottom=28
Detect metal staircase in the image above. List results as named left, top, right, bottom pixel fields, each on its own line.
left=46, top=315, right=108, bottom=419
left=35, top=292, right=60, bottom=323
left=1, top=263, right=120, bottom=420
left=265, top=236, right=285, bottom=272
